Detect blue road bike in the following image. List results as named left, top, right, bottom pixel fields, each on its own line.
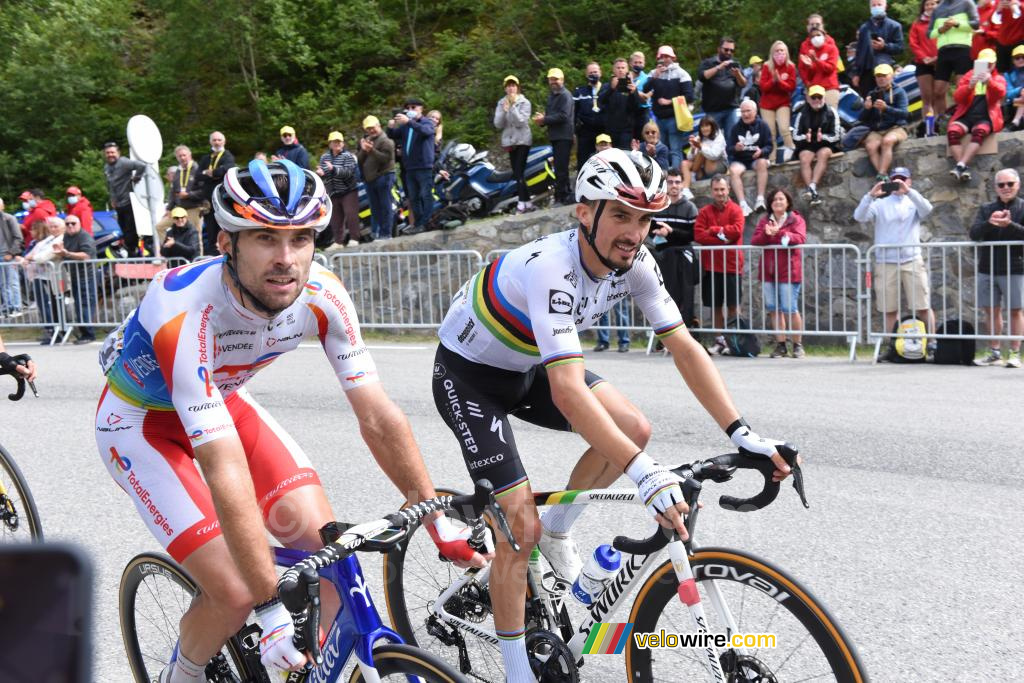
left=119, top=481, right=517, bottom=682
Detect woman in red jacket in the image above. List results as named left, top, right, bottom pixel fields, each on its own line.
left=798, top=25, right=841, bottom=108
left=909, top=0, right=939, bottom=126
left=65, top=186, right=94, bottom=235
left=751, top=188, right=807, bottom=358
left=760, top=40, right=797, bottom=163
left=948, top=48, right=1006, bottom=181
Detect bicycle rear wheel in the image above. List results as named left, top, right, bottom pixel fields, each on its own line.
left=347, top=643, right=467, bottom=682
left=119, top=552, right=249, bottom=682
left=0, top=443, right=43, bottom=541
left=626, top=547, right=867, bottom=683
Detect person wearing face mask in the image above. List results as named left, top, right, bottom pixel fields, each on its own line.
left=17, top=189, right=56, bottom=249
left=573, top=62, right=606, bottom=167
left=852, top=0, right=905, bottom=96
left=759, top=41, right=797, bottom=163
left=630, top=51, right=653, bottom=142
left=642, top=45, right=695, bottom=169
left=64, top=186, right=94, bottom=235
left=792, top=85, right=842, bottom=206
left=197, top=131, right=236, bottom=257
left=798, top=15, right=842, bottom=109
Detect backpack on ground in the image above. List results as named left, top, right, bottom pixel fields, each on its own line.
left=885, top=317, right=927, bottom=363
left=425, top=203, right=470, bottom=232
left=933, top=319, right=976, bottom=365
left=724, top=317, right=762, bottom=357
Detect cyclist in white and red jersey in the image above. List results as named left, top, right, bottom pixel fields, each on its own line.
left=433, top=148, right=794, bottom=682
left=95, top=159, right=485, bottom=681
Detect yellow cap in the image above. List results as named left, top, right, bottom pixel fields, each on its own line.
left=280, top=125, right=296, bottom=136
left=547, top=67, right=564, bottom=80
left=595, top=133, right=612, bottom=145
left=807, top=84, right=826, bottom=98
left=748, top=55, right=763, bottom=65
left=873, top=63, right=894, bottom=76
left=170, top=207, right=188, bottom=219
left=327, top=131, right=344, bottom=142
left=504, top=74, right=520, bottom=86
left=362, top=115, right=380, bottom=129
left=1014, top=45, right=1024, bottom=57
left=978, top=48, right=998, bottom=62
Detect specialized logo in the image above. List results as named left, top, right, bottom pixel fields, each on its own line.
left=549, top=289, right=574, bottom=315
left=109, top=446, right=132, bottom=473
left=525, top=251, right=542, bottom=265
left=197, top=366, right=214, bottom=398
left=490, top=416, right=507, bottom=444
left=433, top=363, right=446, bottom=379
left=304, top=281, right=323, bottom=295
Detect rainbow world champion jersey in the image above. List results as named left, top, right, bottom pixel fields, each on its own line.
left=438, top=228, right=684, bottom=372
left=100, top=257, right=378, bottom=448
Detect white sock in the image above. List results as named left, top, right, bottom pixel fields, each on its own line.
left=167, top=644, right=203, bottom=682
left=498, top=628, right=534, bottom=683
left=808, top=182, right=816, bottom=192
left=517, top=201, right=525, bottom=211
left=541, top=504, right=587, bottom=534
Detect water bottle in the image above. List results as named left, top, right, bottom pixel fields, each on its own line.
left=571, top=545, right=621, bottom=605
left=925, top=108, right=936, bottom=137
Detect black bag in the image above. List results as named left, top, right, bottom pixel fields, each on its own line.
left=933, top=319, right=976, bottom=365
left=724, top=317, right=761, bottom=357
left=884, top=317, right=928, bottom=363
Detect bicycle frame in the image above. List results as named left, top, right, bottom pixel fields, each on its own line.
left=272, top=546, right=407, bottom=683
left=428, top=487, right=735, bottom=681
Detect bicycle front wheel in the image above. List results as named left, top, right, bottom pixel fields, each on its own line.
left=626, top=547, right=866, bottom=683
left=348, top=643, right=468, bottom=682
left=0, top=443, right=43, bottom=541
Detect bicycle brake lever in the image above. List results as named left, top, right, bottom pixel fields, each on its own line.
left=283, top=567, right=322, bottom=666
left=790, top=464, right=809, bottom=509
left=487, top=494, right=520, bottom=553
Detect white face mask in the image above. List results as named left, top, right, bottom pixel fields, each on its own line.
left=22, top=202, right=31, bottom=211
left=67, top=196, right=79, bottom=205
left=811, top=35, right=825, bottom=48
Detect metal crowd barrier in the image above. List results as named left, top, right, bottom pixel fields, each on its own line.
left=330, top=250, right=484, bottom=329
left=0, top=261, right=63, bottom=344
left=865, top=240, right=1024, bottom=361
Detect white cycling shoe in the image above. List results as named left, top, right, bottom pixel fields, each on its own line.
left=538, top=528, right=583, bottom=583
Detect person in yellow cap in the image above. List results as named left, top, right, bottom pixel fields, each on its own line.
left=357, top=115, right=396, bottom=240
left=947, top=47, right=1006, bottom=180
left=533, top=67, right=575, bottom=204
left=594, top=133, right=613, bottom=150
left=792, top=84, right=842, bottom=205
left=162, top=206, right=200, bottom=261
left=317, top=131, right=361, bottom=246
left=495, top=75, right=536, bottom=213
left=1004, top=45, right=1024, bottom=130
left=272, top=125, right=309, bottom=169
left=742, top=55, right=764, bottom=103
left=847, top=62, right=909, bottom=179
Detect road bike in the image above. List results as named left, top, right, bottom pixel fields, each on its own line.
left=119, top=480, right=517, bottom=682
left=383, top=446, right=868, bottom=682
left=0, top=354, right=43, bottom=542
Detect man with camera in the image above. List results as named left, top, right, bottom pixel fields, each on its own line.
left=389, top=97, right=437, bottom=232
left=851, top=0, right=904, bottom=96
left=598, top=58, right=642, bottom=150
left=699, top=37, right=747, bottom=141
left=846, top=63, right=909, bottom=180
left=853, top=167, right=936, bottom=344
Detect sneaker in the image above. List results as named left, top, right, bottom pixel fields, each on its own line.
left=978, top=348, right=1003, bottom=366
left=754, top=196, right=767, bottom=212
left=538, top=528, right=583, bottom=582
left=875, top=173, right=889, bottom=182
left=769, top=341, right=788, bottom=358
left=681, top=187, right=694, bottom=201
left=593, top=341, right=610, bottom=352
left=739, top=200, right=753, bottom=217
left=926, top=340, right=937, bottom=360
left=950, top=164, right=964, bottom=180
left=791, top=343, right=805, bottom=359
left=809, top=189, right=823, bottom=206
left=618, top=342, right=630, bottom=353
left=959, top=167, right=972, bottom=182
left=781, top=146, right=795, bottom=163
left=1006, top=350, right=1022, bottom=368
left=708, top=335, right=727, bottom=355
left=346, top=239, right=359, bottom=247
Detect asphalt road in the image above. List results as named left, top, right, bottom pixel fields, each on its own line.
left=2, top=341, right=1020, bottom=681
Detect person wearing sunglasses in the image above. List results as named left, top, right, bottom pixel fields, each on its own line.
left=272, top=125, right=310, bottom=170
left=52, top=214, right=97, bottom=344
left=792, top=85, right=842, bottom=206
left=699, top=37, right=747, bottom=141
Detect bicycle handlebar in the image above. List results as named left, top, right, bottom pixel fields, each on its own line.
left=613, top=445, right=806, bottom=557
left=276, top=479, right=518, bottom=666
left=0, top=353, right=37, bottom=401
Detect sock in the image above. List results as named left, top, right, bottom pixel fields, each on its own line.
left=167, top=643, right=203, bottom=683
left=541, top=504, right=587, bottom=534
left=497, top=628, right=534, bottom=683
left=517, top=201, right=525, bottom=211
left=808, top=182, right=816, bottom=192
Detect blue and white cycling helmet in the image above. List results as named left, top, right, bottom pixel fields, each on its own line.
left=213, top=158, right=331, bottom=233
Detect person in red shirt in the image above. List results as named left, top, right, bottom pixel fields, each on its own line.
left=759, top=40, right=797, bottom=162
left=693, top=175, right=745, bottom=354
left=798, top=17, right=841, bottom=108
left=972, top=0, right=1000, bottom=59
left=64, top=186, right=94, bottom=235
left=910, top=0, right=940, bottom=123
left=994, top=0, right=1024, bottom=69
left=752, top=188, right=807, bottom=359
left=948, top=48, right=1006, bottom=181
left=18, top=189, right=56, bottom=248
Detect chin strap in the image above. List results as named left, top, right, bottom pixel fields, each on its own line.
left=580, top=200, right=634, bottom=277
left=223, top=234, right=286, bottom=318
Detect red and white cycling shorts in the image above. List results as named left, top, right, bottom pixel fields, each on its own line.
left=96, top=385, right=320, bottom=563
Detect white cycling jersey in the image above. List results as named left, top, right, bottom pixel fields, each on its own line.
left=100, top=257, right=378, bottom=448
left=438, top=228, right=684, bottom=372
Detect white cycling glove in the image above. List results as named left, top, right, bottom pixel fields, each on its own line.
left=726, top=418, right=784, bottom=458
left=626, top=451, right=686, bottom=521
left=255, top=599, right=306, bottom=672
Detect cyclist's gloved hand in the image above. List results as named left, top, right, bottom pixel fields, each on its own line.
left=426, top=514, right=490, bottom=568
left=626, top=451, right=689, bottom=539
left=726, top=418, right=792, bottom=480
left=255, top=599, right=306, bottom=672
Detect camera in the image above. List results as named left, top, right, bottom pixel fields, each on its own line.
left=724, top=60, right=739, bottom=70
left=868, top=89, right=885, bottom=101
left=390, top=107, right=404, bottom=118
left=617, top=76, right=631, bottom=92
left=880, top=181, right=901, bottom=194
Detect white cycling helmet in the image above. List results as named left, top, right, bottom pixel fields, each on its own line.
left=213, top=158, right=330, bottom=233
left=575, top=148, right=669, bottom=213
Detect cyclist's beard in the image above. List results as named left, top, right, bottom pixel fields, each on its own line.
left=225, top=245, right=307, bottom=319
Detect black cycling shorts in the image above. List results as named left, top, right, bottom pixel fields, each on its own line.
left=431, top=343, right=604, bottom=497
left=935, top=45, right=972, bottom=83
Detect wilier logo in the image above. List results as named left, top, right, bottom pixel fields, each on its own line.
left=549, top=289, right=574, bottom=315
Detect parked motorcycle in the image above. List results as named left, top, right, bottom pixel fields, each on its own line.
left=436, top=140, right=554, bottom=216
